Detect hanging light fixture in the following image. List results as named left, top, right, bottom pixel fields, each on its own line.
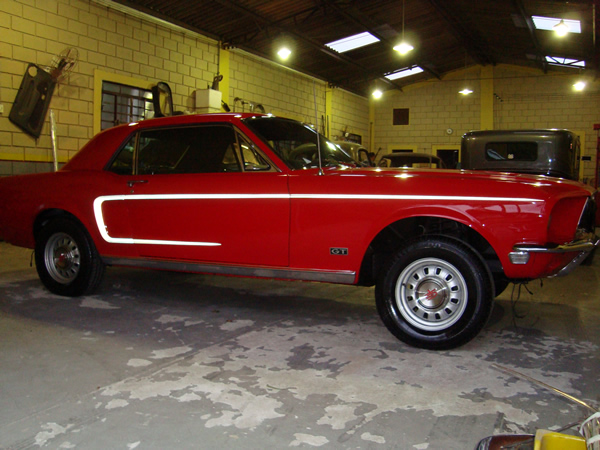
left=459, top=52, right=473, bottom=95
left=372, top=88, right=383, bottom=99
left=394, top=0, right=413, bottom=55
left=553, top=19, right=569, bottom=37
left=277, top=47, right=291, bottom=60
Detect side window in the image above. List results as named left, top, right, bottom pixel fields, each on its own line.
left=137, top=129, right=189, bottom=174
left=485, top=142, right=537, bottom=161
left=136, top=125, right=241, bottom=175
left=108, top=135, right=136, bottom=175
left=237, top=132, right=271, bottom=171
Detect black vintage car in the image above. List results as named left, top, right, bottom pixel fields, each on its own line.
left=460, top=129, right=581, bottom=180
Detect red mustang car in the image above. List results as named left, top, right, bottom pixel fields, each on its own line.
left=0, top=113, right=596, bottom=349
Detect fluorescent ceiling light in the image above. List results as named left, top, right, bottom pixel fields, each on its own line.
left=545, top=56, right=585, bottom=68
left=532, top=16, right=581, bottom=33
left=325, top=32, right=380, bottom=53
left=384, top=66, right=424, bottom=80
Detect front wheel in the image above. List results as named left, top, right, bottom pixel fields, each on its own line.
left=376, top=238, right=493, bottom=350
left=35, top=218, right=105, bottom=297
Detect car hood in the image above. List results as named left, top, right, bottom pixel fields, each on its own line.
left=321, top=166, right=595, bottom=199
left=350, top=166, right=584, bottom=184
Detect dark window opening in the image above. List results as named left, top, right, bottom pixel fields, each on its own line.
left=485, top=142, right=538, bottom=161
left=101, top=81, right=153, bottom=130
left=136, top=125, right=239, bottom=174
left=393, top=108, right=409, bottom=125
left=437, top=149, right=459, bottom=169
left=108, top=125, right=247, bottom=175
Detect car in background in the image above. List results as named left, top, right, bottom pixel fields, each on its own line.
left=0, top=114, right=597, bottom=350
left=378, top=152, right=446, bottom=169
left=460, top=129, right=580, bottom=180
left=333, top=141, right=372, bottom=166
left=461, top=128, right=600, bottom=228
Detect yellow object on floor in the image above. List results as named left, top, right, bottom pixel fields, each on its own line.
left=534, top=429, right=586, bottom=450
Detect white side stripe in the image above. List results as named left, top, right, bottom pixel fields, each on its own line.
left=93, top=193, right=542, bottom=246
left=291, top=194, right=543, bottom=202
left=93, top=196, right=223, bottom=246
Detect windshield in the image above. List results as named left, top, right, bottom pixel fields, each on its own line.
left=242, top=116, right=356, bottom=170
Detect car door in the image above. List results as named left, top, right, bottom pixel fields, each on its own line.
left=107, top=123, right=290, bottom=267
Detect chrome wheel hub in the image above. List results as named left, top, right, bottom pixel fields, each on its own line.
left=395, top=258, right=468, bottom=331
left=45, top=232, right=81, bottom=284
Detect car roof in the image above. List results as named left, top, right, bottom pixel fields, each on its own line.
left=463, top=129, right=574, bottom=138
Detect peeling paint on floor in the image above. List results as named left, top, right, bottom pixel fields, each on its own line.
left=1, top=243, right=598, bottom=449
left=80, top=298, right=120, bottom=310
left=96, top=321, right=596, bottom=445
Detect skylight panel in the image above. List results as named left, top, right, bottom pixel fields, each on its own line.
left=545, top=56, right=585, bottom=68
left=385, top=66, right=424, bottom=80
left=325, top=32, right=380, bottom=53
left=532, top=16, right=581, bottom=33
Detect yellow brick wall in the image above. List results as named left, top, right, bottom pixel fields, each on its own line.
left=329, top=88, right=369, bottom=146
left=373, top=65, right=600, bottom=183
left=228, top=52, right=326, bottom=125
left=226, top=51, right=370, bottom=145
left=0, top=0, right=369, bottom=175
left=493, top=65, right=600, bottom=183
left=374, top=67, right=484, bottom=158
left=0, top=0, right=216, bottom=172
left=1, top=0, right=598, bottom=182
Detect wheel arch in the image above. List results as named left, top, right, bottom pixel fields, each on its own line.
left=33, top=209, right=88, bottom=242
left=357, top=216, right=501, bottom=287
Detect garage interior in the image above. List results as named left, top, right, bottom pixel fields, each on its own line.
left=1, top=0, right=600, bottom=449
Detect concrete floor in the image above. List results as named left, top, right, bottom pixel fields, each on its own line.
left=0, top=241, right=598, bottom=449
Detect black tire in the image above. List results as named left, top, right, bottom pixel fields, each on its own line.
left=493, top=273, right=510, bottom=297
left=375, top=237, right=494, bottom=350
left=35, top=217, right=105, bottom=297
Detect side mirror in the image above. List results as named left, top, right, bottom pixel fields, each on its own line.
left=152, top=82, right=174, bottom=118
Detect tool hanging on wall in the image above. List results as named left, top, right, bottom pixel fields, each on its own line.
left=233, top=97, right=265, bottom=113
left=211, top=74, right=223, bottom=90
left=9, top=48, right=78, bottom=140
left=9, top=64, right=56, bottom=139
left=10, top=48, right=78, bottom=172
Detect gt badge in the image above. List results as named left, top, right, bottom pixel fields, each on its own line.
left=330, top=247, right=348, bottom=256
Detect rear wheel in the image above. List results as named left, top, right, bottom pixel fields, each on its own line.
left=35, top=218, right=104, bottom=296
left=376, top=237, right=493, bottom=350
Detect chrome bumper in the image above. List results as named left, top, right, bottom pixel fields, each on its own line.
left=511, top=236, right=600, bottom=277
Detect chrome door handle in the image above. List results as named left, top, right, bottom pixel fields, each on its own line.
left=127, top=179, right=148, bottom=188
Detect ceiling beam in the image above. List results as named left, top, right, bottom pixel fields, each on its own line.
left=222, top=5, right=322, bottom=48
left=110, top=0, right=221, bottom=41
left=512, top=0, right=548, bottom=73
left=428, top=0, right=495, bottom=67
left=211, top=0, right=400, bottom=94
